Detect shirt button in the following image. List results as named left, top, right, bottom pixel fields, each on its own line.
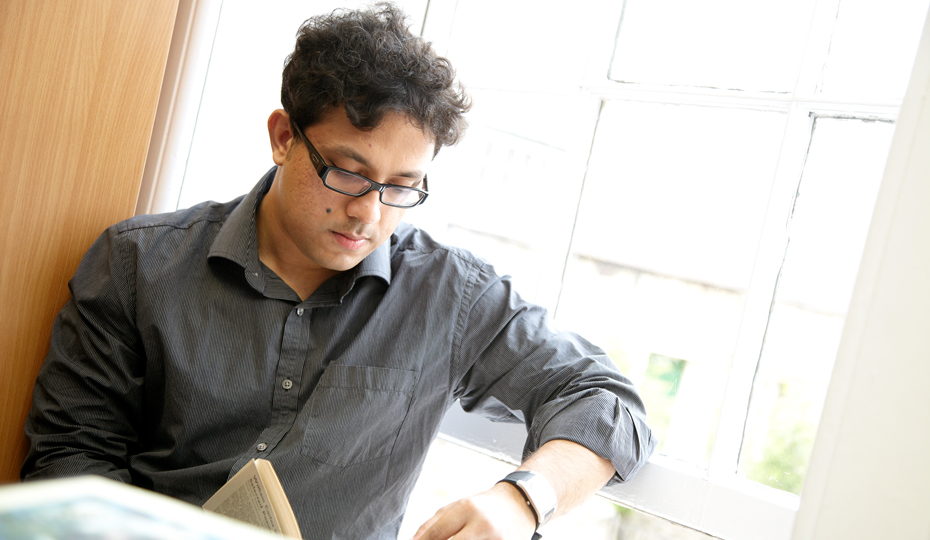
left=256, top=443, right=267, bottom=452
left=296, top=308, right=304, bottom=316
left=282, top=378, right=293, bottom=390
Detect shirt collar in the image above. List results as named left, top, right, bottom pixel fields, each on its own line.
left=208, top=167, right=392, bottom=295
left=356, top=236, right=391, bottom=284
left=208, top=167, right=274, bottom=291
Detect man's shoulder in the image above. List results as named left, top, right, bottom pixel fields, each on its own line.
left=391, top=222, right=487, bottom=271
left=115, top=197, right=243, bottom=237
left=99, top=197, right=247, bottom=265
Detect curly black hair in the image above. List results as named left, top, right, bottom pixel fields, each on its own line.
left=281, top=2, right=471, bottom=155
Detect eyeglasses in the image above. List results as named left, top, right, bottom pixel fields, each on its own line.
left=291, top=122, right=429, bottom=208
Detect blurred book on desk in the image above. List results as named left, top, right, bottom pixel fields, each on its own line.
left=0, top=475, right=285, bottom=540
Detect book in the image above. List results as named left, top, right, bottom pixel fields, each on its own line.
left=203, top=458, right=301, bottom=539
left=0, top=475, right=285, bottom=540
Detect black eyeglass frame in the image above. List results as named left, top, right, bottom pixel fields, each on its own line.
left=291, top=122, right=429, bottom=208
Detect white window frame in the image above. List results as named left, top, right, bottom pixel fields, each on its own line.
left=139, top=2, right=930, bottom=539
left=136, top=0, right=223, bottom=217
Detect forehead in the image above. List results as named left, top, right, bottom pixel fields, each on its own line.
left=312, top=107, right=430, bottom=139
left=306, top=108, right=435, bottom=171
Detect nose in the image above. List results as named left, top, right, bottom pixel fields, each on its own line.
left=346, top=190, right=382, bottom=225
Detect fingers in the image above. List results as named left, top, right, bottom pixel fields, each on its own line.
left=411, top=510, right=443, bottom=540
left=410, top=501, right=467, bottom=540
left=409, top=488, right=534, bottom=540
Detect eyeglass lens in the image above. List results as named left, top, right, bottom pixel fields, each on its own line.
left=325, top=169, right=425, bottom=207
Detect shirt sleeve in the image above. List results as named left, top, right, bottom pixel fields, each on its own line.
left=21, top=225, right=143, bottom=483
left=451, top=261, right=656, bottom=483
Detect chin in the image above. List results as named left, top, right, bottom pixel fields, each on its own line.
left=324, top=255, right=366, bottom=272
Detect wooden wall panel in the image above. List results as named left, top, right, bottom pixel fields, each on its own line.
left=0, top=0, right=180, bottom=483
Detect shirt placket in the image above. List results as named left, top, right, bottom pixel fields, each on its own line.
left=233, top=303, right=311, bottom=471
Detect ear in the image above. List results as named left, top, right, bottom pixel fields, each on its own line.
left=268, top=109, right=293, bottom=166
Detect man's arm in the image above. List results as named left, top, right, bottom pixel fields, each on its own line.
left=415, top=260, right=656, bottom=539
left=411, top=439, right=615, bottom=540
left=21, top=226, right=142, bottom=482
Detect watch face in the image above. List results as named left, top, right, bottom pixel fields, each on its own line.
left=510, top=471, right=535, bottom=482
left=503, top=472, right=558, bottom=527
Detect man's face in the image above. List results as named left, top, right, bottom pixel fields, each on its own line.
left=265, top=107, right=434, bottom=275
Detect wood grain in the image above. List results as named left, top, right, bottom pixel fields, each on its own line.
left=0, top=0, right=179, bottom=484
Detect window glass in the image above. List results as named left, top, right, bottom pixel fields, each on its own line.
left=439, top=0, right=620, bottom=92
left=554, top=101, right=785, bottom=466
left=738, top=117, right=895, bottom=493
left=610, top=0, right=816, bottom=92
left=819, top=0, right=930, bottom=100
left=567, top=101, right=785, bottom=290
left=407, top=90, right=586, bottom=307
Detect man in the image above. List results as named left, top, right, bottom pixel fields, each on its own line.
left=22, top=3, right=655, bottom=539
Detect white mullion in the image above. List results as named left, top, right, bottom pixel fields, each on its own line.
left=586, top=82, right=794, bottom=112
left=794, top=95, right=901, bottom=120
left=706, top=104, right=815, bottom=483
left=418, top=0, right=460, bottom=56
left=584, top=82, right=903, bottom=118
left=706, top=0, right=844, bottom=486
left=792, top=0, right=843, bottom=96
left=537, top=93, right=603, bottom=314
left=543, top=0, right=628, bottom=316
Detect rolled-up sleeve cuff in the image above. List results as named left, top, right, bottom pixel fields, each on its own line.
left=527, top=392, right=657, bottom=484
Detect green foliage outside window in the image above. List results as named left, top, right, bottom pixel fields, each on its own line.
left=741, top=385, right=816, bottom=495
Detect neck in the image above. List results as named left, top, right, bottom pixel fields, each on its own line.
left=256, top=178, right=338, bottom=300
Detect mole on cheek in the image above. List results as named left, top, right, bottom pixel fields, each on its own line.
left=326, top=208, right=332, bottom=214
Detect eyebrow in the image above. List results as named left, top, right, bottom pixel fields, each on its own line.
left=328, top=144, right=426, bottom=183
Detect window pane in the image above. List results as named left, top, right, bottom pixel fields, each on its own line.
left=819, top=0, right=930, bottom=100
left=407, top=89, right=587, bottom=307
left=440, top=0, right=619, bottom=91
left=555, top=101, right=786, bottom=466
left=739, top=117, right=895, bottom=494
left=568, top=101, right=785, bottom=291
left=610, top=0, right=816, bottom=92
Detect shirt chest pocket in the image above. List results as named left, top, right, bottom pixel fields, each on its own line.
left=301, top=365, right=420, bottom=467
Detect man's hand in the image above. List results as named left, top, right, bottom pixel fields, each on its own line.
left=410, top=481, right=537, bottom=540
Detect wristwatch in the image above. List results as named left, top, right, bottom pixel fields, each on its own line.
left=497, top=471, right=558, bottom=530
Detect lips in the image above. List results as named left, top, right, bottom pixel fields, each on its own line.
left=332, top=231, right=368, bottom=250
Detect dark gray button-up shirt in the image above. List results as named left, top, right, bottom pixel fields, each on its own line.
left=23, top=168, right=655, bottom=539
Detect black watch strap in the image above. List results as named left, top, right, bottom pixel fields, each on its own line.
left=497, top=470, right=557, bottom=534
left=499, top=475, right=540, bottom=524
